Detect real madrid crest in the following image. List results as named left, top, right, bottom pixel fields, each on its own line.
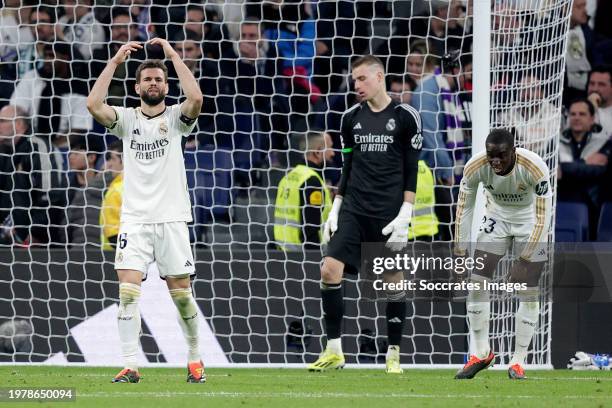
left=159, top=122, right=168, bottom=136
left=386, top=118, right=396, bottom=131
left=117, top=252, right=123, bottom=263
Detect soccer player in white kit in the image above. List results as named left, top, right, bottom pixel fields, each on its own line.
left=453, top=129, right=552, bottom=380
left=87, top=39, right=205, bottom=383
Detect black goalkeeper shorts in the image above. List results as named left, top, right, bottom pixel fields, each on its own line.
left=324, top=210, right=392, bottom=274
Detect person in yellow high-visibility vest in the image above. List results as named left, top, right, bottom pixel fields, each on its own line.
left=274, top=132, right=335, bottom=250
left=408, top=160, right=439, bottom=240
left=100, top=141, right=124, bottom=250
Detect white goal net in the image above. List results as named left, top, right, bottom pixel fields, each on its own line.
left=0, top=0, right=572, bottom=367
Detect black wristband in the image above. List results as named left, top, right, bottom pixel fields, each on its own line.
left=180, top=113, right=197, bottom=125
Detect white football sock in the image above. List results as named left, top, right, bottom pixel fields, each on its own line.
left=466, top=276, right=491, bottom=359
left=386, top=345, right=400, bottom=360
left=170, top=288, right=201, bottom=363
left=510, top=296, right=540, bottom=366
left=117, top=282, right=141, bottom=371
left=326, top=338, right=343, bottom=355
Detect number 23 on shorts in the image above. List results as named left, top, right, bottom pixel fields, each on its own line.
left=479, top=216, right=496, bottom=234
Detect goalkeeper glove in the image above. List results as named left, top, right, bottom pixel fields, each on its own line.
left=382, top=202, right=413, bottom=251
left=322, top=196, right=343, bottom=244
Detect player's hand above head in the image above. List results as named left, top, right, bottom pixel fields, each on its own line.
left=148, top=38, right=178, bottom=59
left=111, top=42, right=142, bottom=65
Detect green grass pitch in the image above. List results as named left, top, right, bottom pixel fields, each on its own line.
left=2, top=366, right=612, bottom=407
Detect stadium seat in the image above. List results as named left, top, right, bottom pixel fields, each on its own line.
left=184, top=145, right=234, bottom=240
left=555, top=202, right=589, bottom=242
left=597, top=202, right=612, bottom=242
left=194, top=148, right=233, bottom=218
left=184, top=148, right=209, bottom=242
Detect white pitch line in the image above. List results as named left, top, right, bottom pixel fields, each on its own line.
left=74, top=391, right=611, bottom=399
left=529, top=376, right=612, bottom=381
left=5, top=373, right=233, bottom=378
left=7, top=372, right=612, bottom=381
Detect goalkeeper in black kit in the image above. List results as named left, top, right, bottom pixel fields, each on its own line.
left=307, top=56, right=423, bottom=374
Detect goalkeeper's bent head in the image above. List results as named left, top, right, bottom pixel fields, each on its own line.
left=351, top=55, right=387, bottom=103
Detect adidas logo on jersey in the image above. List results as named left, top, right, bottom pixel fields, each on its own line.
left=133, top=128, right=140, bottom=135
left=184, top=260, right=193, bottom=267
left=353, top=123, right=362, bottom=130
left=388, top=317, right=403, bottom=323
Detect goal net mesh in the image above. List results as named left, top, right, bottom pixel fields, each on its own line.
left=0, top=0, right=572, bottom=366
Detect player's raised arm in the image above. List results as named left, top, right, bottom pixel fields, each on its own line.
left=149, top=38, right=203, bottom=120
left=87, top=41, right=142, bottom=127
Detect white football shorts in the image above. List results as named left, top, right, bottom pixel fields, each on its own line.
left=475, top=214, right=549, bottom=262
left=114, top=221, right=195, bottom=279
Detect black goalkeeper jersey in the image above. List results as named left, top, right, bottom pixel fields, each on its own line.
left=338, top=99, right=422, bottom=221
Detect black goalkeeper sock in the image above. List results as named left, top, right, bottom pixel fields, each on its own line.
left=386, top=292, right=407, bottom=346
left=321, top=282, right=343, bottom=340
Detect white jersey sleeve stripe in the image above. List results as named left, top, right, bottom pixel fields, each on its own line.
left=398, top=103, right=421, bottom=131
left=521, top=196, right=547, bottom=259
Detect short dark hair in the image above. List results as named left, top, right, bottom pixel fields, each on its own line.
left=135, top=60, right=168, bottom=83
left=106, top=140, right=123, bottom=161
left=431, top=0, right=450, bottom=14
left=588, top=65, right=612, bottom=84
left=172, top=29, right=201, bottom=43
left=569, top=98, right=596, bottom=116
left=486, top=128, right=514, bottom=147
left=30, top=6, right=56, bottom=24
left=70, top=135, right=101, bottom=157
left=42, top=42, right=72, bottom=60
left=352, top=55, right=385, bottom=73
left=111, top=6, right=131, bottom=21
left=242, top=16, right=262, bottom=29
left=108, top=140, right=123, bottom=153
left=186, top=4, right=205, bottom=18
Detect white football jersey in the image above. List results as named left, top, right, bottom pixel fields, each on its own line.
left=107, top=104, right=195, bottom=224
left=455, top=148, right=552, bottom=248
